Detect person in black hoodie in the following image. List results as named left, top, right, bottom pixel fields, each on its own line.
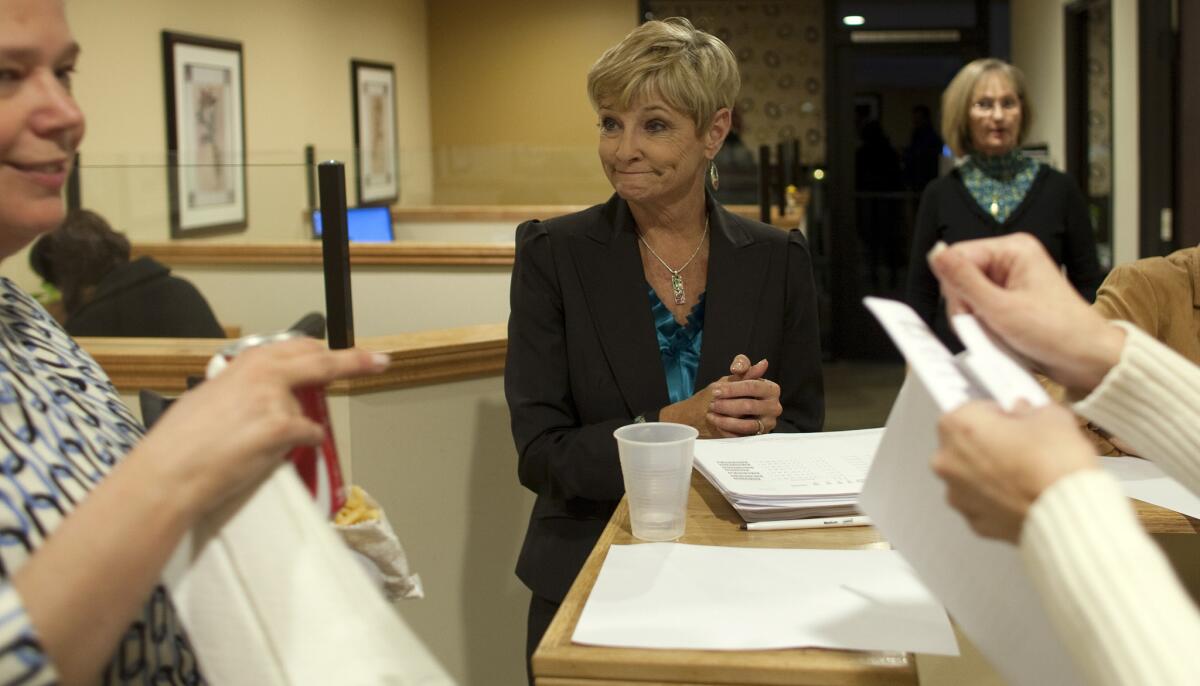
left=29, top=209, right=225, bottom=337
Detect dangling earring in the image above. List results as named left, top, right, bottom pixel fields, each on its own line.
left=709, top=160, right=720, bottom=191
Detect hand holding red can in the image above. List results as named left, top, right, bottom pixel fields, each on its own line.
left=128, top=335, right=386, bottom=523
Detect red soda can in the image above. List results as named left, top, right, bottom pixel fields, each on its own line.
left=207, top=331, right=348, bottom=518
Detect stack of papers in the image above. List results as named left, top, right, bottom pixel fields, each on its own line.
left=693, top=429, right=884, bottom=522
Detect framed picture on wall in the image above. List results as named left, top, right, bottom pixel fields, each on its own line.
left=162, top=31, right=247, bottom=237
left=351, top=60, right=399, bottom=205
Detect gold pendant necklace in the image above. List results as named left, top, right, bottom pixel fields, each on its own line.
left=638, top=217, right=709, bottom=305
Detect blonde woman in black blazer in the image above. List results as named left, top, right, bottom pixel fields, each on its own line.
left=504, top=18, right=824, bottom=679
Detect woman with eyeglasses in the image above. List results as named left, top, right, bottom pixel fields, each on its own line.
left=905, top=58, right=1103, bottom=350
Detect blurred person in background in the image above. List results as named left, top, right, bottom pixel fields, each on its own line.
left=906, top=58, right=1103, bottom=350
left=29, top=208, right=225, bottom=337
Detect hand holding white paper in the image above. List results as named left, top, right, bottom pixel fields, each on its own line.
left=859, top=297, right=1087, bottom=686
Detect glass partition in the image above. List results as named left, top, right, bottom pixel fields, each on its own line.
left=70, top=144, right=630, bottom=245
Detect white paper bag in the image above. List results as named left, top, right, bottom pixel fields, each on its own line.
left=163, top=466, right=454, bottom=685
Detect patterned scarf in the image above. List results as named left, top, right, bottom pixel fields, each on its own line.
left=960, top=150, right=1040, bottom=223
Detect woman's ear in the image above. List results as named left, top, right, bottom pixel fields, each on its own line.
left=705, top=107, right=733, bottom=158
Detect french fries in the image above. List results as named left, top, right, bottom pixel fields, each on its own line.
left=334, top=485, right=381, bottom=526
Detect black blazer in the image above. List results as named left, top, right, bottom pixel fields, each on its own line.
left=504, top=193, right=824, bottom=602
left=906, top=165, right=1104, bottom=350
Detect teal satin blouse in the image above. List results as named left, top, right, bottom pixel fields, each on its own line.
left=647, top=284, right=706, bottom=404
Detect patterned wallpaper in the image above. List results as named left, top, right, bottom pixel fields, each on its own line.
left=1087, top=2, right=1112, bottom=198
left=646, top=1, right=826, bottom=164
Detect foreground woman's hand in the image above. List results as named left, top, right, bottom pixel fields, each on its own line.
left=14, top=337, right=387, bottom=685
left=660, top=354, right=781, bottom=438
left=928, top=234, right=1124, bottom=395
left=134, top=337, right=389, bottom=520
left=932, top=401, right=1098, bottom=543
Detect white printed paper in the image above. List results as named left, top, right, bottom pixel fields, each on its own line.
left=863, top=297, right=978, bottom=411
left=573, top=543, right=958, bottom=655
left=860, top=298, right=1088, bottom=686
left=693, top=429, right=882, bottom=498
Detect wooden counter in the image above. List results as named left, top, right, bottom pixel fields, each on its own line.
left=533, top=473, right=1196, bottom=685
left=534, top=472, right=910, bottom=686
left=76, top=323, right=507, bottom=395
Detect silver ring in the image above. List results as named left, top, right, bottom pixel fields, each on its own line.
left=755, top=418, right=765, bottom=435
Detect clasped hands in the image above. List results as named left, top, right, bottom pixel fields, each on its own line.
left=660, top=354, right=782, bottom=439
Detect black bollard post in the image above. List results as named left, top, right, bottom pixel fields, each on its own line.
left=317, top=161, right=354, bottom=350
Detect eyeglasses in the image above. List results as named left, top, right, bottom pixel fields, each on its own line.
left=972, top=98, right=1020, bottom=114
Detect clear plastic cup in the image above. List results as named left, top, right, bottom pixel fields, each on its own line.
left=613, top=422, right=699, bottom=541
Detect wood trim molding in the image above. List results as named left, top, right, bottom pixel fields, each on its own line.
left=132, top=242, right=515, bottom=267
left=391, top=205, right=591, bottom=222
left=79, top=324, right=507, bottom=395
left=387, top=203, right=804, bottom=226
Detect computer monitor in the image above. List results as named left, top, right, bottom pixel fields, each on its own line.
left=311, top=206, right=394, bottom=243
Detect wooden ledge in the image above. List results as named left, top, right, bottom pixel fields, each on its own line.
left=132, top=242, right=514, bottom=267
left=391, top=205, right=591, bottom=222
left=387, top=203, right=804, bottom=229
left=78, top=323, right=507, bottom=395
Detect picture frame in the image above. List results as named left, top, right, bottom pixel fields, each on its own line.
left=162, top=31, right=247, bottom=237
left=351, top=60, right=399, bottom=205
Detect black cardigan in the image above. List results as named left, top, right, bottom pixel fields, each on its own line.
left=905, top=165, right=1104, bottom=350
left=66, top=256, right=225, bottom=338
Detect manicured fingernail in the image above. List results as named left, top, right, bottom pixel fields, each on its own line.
left=756, top=358, right=766, bottom=366
left=371, top=353, right=390, bottom=367
left=927, top=241, right=948, bottom=263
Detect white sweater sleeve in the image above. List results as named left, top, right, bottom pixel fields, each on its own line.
left=1073, top=321, right=1200, bottom=493
left=1018, top=322, right=1200, bottom=686
left=1021, top=470, right=1200, bottom=686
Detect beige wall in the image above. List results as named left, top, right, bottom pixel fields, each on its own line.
left=428, top=0, right=637, bottom=204
left=172, top=262, right=512, bottom=337
left=345, top=376, right=534, bottom=685
left=63, top=0, right=433, bottom=243
left=1010, top=0, right=1139, bottom=265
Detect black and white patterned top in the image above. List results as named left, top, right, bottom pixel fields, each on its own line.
left=0, top=278, right=205, bottom=685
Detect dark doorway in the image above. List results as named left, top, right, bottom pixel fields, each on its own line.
left=825, top=0, right=993, bottom=359
left=1137, top=0, right=1177, bottom=257
left=1177, top=0, right=1200, bottom=248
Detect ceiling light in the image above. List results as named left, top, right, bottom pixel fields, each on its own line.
left=843, top=15, right=866, bottom=26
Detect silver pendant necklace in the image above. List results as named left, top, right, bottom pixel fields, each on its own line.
left=638, top=216, right=709, bottom=305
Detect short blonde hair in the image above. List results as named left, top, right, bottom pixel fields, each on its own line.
left=586, top=17, right=740, bottom=132
left=940, top=58, right=1033, bottom=157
